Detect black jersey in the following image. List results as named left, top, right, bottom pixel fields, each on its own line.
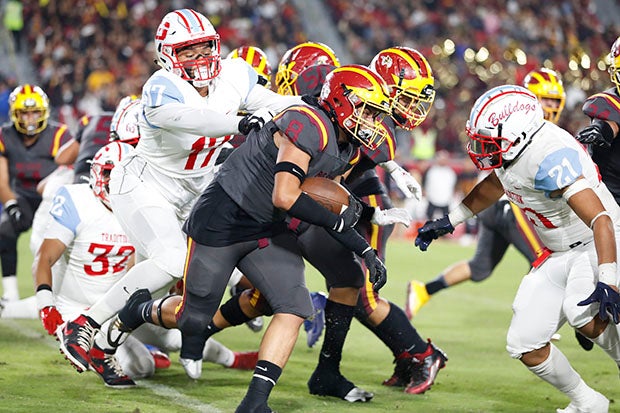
left=582, top=87, right=620, bottom=204
left=72, top=113, right=113, bottom=182
left=186, top=104, right=358, bottom=245
left=0, top=120, right=73, bottom=199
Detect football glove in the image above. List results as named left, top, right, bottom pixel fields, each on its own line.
left=390, top=165, right=422, bottom=200
left=415, top=215, right=455, bottom=251
left=371, top=207, right=411, bottom=227
left=39, top=306, right=64, bottom=336
left=5, top=201, right=29, bottom=232
left=332, top=195, right=363, bottom=233
left=362, top=248, right=387, bottom=291
left=578, top=282, right=620, bottom=324
left=575, top=121, right=614, bottom=148
left=238, top=108, right=275, bottom=135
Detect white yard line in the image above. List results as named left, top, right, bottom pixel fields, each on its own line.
left=3, top=320, right=222, bottom=413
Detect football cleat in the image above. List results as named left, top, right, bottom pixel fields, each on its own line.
left=117, top=288, right=152, bottom=331
left=383, top=353, right=416, bottom=387
left=304, top=291, right=327, bottom=348
left=308, top=368, right=374, bottom=402
left=57, top=314, right=100, bottom=372
left=245, top=316, right=264, bottom=333
left=89, top=343, right=136, bottom=388
left=145, top=344, right=171, bottom=369
left=556, top=390, right=609, bottom=413
left=180, top=357, right=202, bottom=379
left=405, top=280, right=430, bottom=319
left=574, top=330, right=594, bottom=351
left=404, top=340, right=447, bottom=394
left=230, top=351, right=259, bottom=370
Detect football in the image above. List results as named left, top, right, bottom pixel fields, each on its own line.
left=301, top=177, right=350, bottom=214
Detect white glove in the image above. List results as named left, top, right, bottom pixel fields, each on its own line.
left=370, top=207, right=412, bottom=227
left=382, top=161, right=421, bottom=200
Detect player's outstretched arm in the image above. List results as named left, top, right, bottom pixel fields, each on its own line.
left=33, top=238, right=67, bottom=335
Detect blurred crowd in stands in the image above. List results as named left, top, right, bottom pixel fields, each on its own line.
left=5, top=0, right=619, bottom=170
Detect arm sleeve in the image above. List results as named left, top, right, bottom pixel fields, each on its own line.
left=243, top=86, right=304, bottom=113
left=144, top=103, right=244, bottom=136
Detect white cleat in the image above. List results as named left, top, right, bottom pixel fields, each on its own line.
left=179, top=357, right=202, bottom=379
left=556, top=391, right=609, bottom=413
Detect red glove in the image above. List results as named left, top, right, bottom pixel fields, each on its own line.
left=39, top=306, right=64, bottom=336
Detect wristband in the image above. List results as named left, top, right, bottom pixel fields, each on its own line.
left=35, top=289, right=54, bottom=311
left=598, top=262, right=617, bottom=287
left=589, top=211, right=611, bottom=230
left=447, top=203, right=474, bottom=227
left=381, top=160, right=398, bottom=173
left=4, top=199, right=18, bottom=208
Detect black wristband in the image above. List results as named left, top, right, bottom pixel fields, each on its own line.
left=288, top=192, right=339, bottom=229
left=594, top=119, right=616, bottom=144
left=326, top=227, right=371, bottom=257
left=36, top=284, right=52, bottom=292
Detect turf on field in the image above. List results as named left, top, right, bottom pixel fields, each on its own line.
left=0, top=233, right=616, bottom=412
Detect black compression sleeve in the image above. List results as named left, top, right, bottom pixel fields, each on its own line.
left=287, top=192, right=339, bottom=229
left=326, top=227, right=371, bottom=257
left=594, top=119, right=617, bottom=144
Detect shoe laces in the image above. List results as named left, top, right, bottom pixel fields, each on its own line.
left=102, top=352, right=126, bottom=377
left=76, top=319, right=97, bottom=350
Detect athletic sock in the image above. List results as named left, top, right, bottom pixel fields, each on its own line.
left=425, top=274, right=448, bottom=295
left=361, top=301, right=427, bottom=356
left=316, top=299, right=355, bottom=372
left=237, top=360, right=282, bottom=410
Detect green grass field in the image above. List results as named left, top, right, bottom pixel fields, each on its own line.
left=1, top=234, right=617, bottom=412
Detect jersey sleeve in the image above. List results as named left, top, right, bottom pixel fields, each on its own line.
left=534, top=147, right=583, bottom=196
left=273, top=106, right=331, bottom=157
left=74, top=116, right=90, bottom=144
left=48, top=186, right=82, bottom=239
left=582, top=90, right=620, bottom=125
left=141, top=75, right=185, bottom=108
left=0, top=128, right=5, bottom=155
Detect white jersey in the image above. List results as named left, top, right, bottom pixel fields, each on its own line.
left=496, top=121, right=620, bottom=252
left=45, top=184, right=134, bottom=316
left=136, top=58, right=301, bottom=179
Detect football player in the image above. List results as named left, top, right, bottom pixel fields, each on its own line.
left=405, top=68, right=566, bottom=319
left=0, top=84, right=73, bottom=302
left=57, top=8, right=302, bottom=378
left=574, top=37, right=620, bottom=352
left=35, top=142, right=257, bottom=387
left=116, top=65, right=391, bottom=412
left=416, top=85, right=618, bottom=412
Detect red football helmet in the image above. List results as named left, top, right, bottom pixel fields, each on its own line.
left=320, top=65, right=392, bottom=150
left=370, top=47, right=435, bottom=130
left=523, top=68, right=566, bottom=124
left=609, top=37, right=620, bottom=95
left=227, top=45, right=272, bottom=88
left=276, top=42, right=340, bottom=95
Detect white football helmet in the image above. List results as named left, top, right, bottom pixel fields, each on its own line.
left=89, top=142, right=134, bottom=209
left=109, top=95, right=141, bottom=146
left=154, top=8, right=221, bottom=86
left=466, top=85, right=544, bottom=170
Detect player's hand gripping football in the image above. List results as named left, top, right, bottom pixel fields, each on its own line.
left=578, top=282, right=620, bottom=324
left=415, top=215, right=455, bottom=251
left=39, top=306, right=64, bottom=336
left=362, top=248, right=387, bottom=291
left=332, top=195, right=363, bottom=232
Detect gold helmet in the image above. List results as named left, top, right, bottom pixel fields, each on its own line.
left=370, top=47, right=435, bottom=130
left=9, top=84, right=50, bottom=136
left=275, top=41, right=340, bottom=95
left=523, top=68, right=566, bottom=124
left=228, top=45, right=273, bottom=88
left=609, top=37, right=620, bottom=95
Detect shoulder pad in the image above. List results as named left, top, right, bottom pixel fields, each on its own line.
left=583, top=91, right=620, bottom=124
left=273, top=105, right=334, bottom=153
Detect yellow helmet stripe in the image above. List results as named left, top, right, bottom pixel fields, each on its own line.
left=387, top=47, right=432, bottom=77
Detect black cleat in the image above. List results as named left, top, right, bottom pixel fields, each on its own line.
left=405, top=340, right=447, bottom=394
left=308, top=369, right=373, bottom=402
